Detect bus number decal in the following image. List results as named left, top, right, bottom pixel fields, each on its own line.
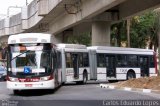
left=67, top=70, right=73, bottom=74
left=119, top=69, right=128, bottom=73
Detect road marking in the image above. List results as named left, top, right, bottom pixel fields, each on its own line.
left=143, top=89, right=151, bottom=93
left=124, top=87, right=132, bottom=91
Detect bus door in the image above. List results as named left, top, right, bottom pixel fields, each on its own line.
left=106, top=55, right=116, bottom=78
left=72, top=54, right=79, bottom=79
left=139, top=56, right=149, bottom=77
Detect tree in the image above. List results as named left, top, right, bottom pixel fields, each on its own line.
left=111, top=21, right=126, bottom=47
left=111, top=11, right=158, bottom=49
left=66, top=32, right=91, bottom=46
left=127, top=18, right=131, bottom=47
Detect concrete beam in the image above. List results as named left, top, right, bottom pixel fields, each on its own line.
left=52, top=33, right=63, bottom=44
left=92, top=12, right=119, bottom=21
left=119, top=0, right=160, bottom=19
left=49, top=0, right=126, bottom=35
left=73, top=22, right=91, bottom=36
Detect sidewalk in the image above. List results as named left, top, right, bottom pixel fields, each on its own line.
left=100, top=76, right=160, bottom=94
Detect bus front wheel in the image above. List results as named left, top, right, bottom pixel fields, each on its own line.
left=83, top=72, right=88, bottom=84
left=127, top=71, right=136, bottom=80
left=13, top=90, right=20, bottom=95
left=108, top=80, right=118, bottom=83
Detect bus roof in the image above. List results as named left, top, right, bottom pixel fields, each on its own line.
left=8, top=33, right=52, bottom=44
left=56, top=44, right=87, bottom=52
left=56, top=44, right=87, bottom=49
left=87, top=46, right=154, bottom=55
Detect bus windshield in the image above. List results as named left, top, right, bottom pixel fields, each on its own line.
left=8, top=43, right=53, bottom=78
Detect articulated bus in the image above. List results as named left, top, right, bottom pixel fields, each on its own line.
left=7, top=33, right=158, bottom=93
left=56, top=44, right=90, bottom=84
left=88, top=46, right=157, bottom=82
left=7, top=33, right=62, bottom=94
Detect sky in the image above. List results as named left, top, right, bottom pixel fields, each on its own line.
left=0, top=0, right=33, bottom=18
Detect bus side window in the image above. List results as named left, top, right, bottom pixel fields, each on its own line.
left=97, top=54, right=105, bottom=67
left=79, top=53, right=83, bottom=67
left=106, top=57, right=109, bottom=67
left=65, top=53, right=73, bottom=68
left=57, top=51, right=61, bottom=68
left=128, top=55, right=138, bottom=67
left=150, top=56, right=155, bottom=68
left=83, top=53, right=89, bottom=67
left=117, top=55, right=127, bottom=67
left=52, top=51, right=57, bottom=70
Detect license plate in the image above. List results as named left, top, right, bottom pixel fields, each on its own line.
left=25, top=84, right=32, bottom=87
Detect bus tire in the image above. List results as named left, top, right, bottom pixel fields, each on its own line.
left=13, top=90, right=19, bottom=95
left=61, top=82, right=65, bottom=85
left=127, top=71, right=136, bottom=80
left=82, top=71, right=88, bottom=84
left=76, top=71, right=88, bottom=85
left=108, top=80, right=118, bottom=83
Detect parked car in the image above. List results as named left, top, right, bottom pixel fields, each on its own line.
left=0, top=60, right=7, bottom=81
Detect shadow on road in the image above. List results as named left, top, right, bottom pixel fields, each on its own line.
left=10, top=86, right=61, bottom=97
left=63, top=80, right=108, bottom=86
left=9, top=81, right=108, bottom=96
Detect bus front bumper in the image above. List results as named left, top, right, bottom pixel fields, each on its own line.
left=7, top=79, right=55, bottom=90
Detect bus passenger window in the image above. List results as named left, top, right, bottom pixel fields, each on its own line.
left=150, top=56, right=155, bottom=68
left=79, top=53, right=83, bottom=67
left=83, top=53, right=89, bottom=67
left=65, top=53, right=73, bottom=68
left=57, top=51, right=61, bottom=68
left=97, top=54, right=106, bottom=67
left=117, top=55, right=127, bottom=67
left=128, top=55, right=138, bottom=67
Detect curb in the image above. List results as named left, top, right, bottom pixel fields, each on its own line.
left=100, top=84, right=160, bottom=94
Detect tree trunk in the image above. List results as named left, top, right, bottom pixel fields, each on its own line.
left=158, top=31, right=160, bottom=76
left=127, top=19, right=131, bottom=47
left=117, top=24, right=121, bottom=47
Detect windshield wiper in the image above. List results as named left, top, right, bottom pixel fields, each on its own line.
left=11, top=50, right=31, bottom=61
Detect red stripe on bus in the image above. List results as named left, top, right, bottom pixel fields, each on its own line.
left=154, top=52, right=158, bottom=74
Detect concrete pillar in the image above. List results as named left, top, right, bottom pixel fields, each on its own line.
left=73, top=23, right=91, bottom=36
left=92, top=21, right=111, bottom=46
left=0, top=36, right=9, bottom=45
left=52, top=33, right=63, bottom=44
left=62, top=30, right=73, bottom=43
left=52, top=30, right=74, bottom=44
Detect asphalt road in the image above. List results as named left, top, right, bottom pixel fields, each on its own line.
left=0, top=81, right=160, bottom=106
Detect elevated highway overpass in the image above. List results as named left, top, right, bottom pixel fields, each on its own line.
left=0, top=0, right=160, bottom=46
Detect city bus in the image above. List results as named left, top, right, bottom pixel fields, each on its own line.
left=56, top=44, right=90, bottom=84
left=88, top=46, right=157, bottom=82
left=7, top=33, right=62, bottom=94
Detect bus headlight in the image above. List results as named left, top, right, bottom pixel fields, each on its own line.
left=8, top=77, right=18, bottom=82
left=40, top=76, right=49, bottom=81
left=40, top=75, right=53, bottom=81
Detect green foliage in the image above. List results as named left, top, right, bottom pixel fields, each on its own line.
left=111, top=11, right=159, bottom=50
left=66, top=32, right=91, bottom=46
left=111, top=21, right=126, bottom=46
left=130, top=12, right=157, bottom=48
